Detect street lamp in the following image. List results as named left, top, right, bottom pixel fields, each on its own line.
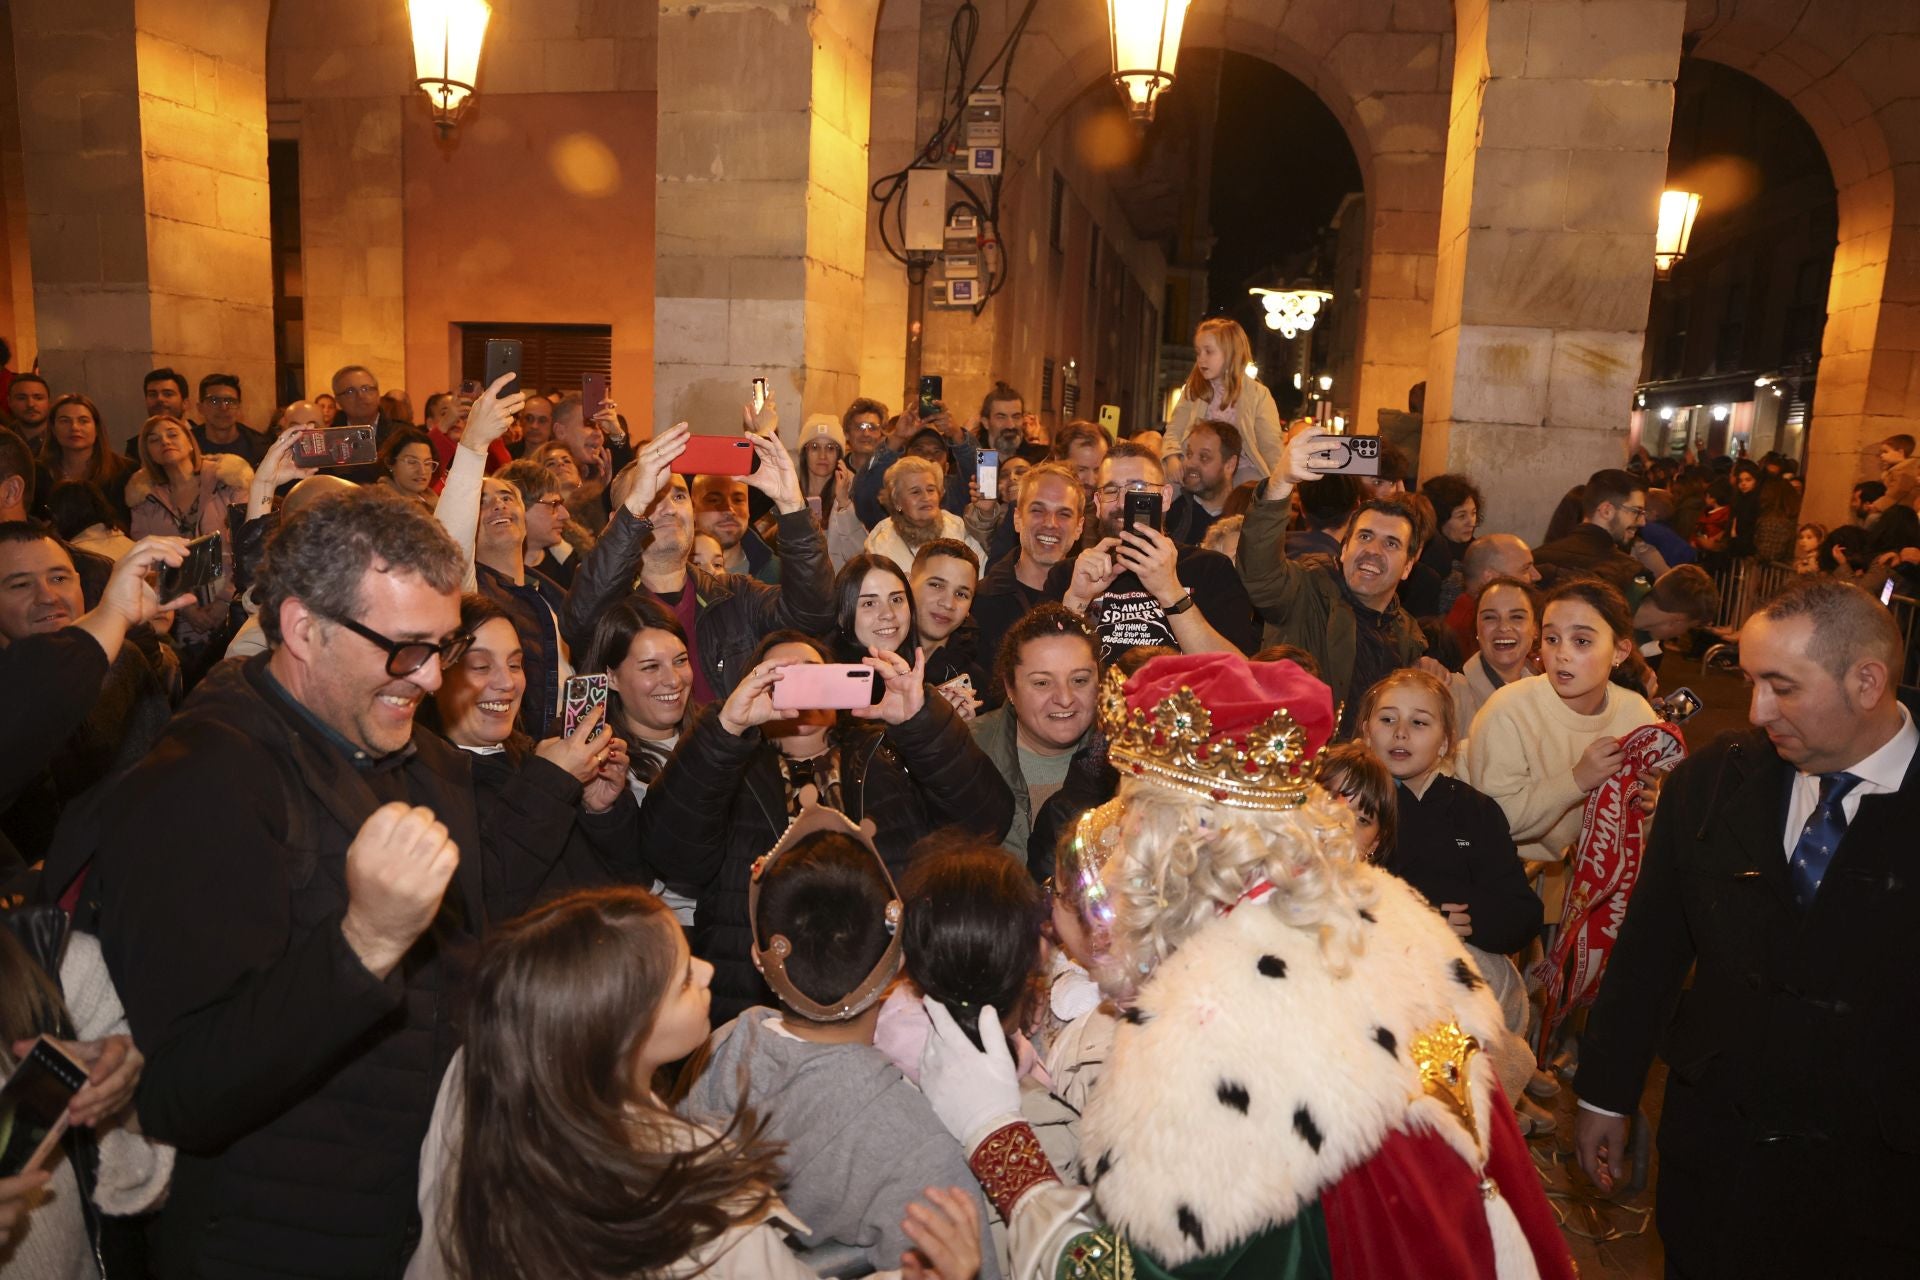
left=1249, top=286, right=1332, bottom=340
left=1654, top=190, right=1702, bottom=279
left=1107, top=0, right=1190, bottom=122
left=410, top=0, right=492, bottom=136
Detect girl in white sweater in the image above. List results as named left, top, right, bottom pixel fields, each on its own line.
left=1466, top=579, right=1658, bottom=924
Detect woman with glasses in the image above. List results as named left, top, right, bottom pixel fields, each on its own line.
left=496, top=458, right=586, bottom=588
left=380, top=429, right=441, bottom=513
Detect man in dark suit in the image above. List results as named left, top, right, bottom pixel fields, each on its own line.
left=1575, top=578, right=1920, bottom=1278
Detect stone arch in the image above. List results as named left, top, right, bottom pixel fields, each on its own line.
left=981, top=0, right=1451, bottom=437
left=1683, top=0, right=1918, bottom=524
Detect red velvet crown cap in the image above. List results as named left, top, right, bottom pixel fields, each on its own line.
left=1122, top=652, right=1336, bottom=760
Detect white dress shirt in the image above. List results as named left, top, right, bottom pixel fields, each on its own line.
left=1781, top=705, right=1917, bottom=860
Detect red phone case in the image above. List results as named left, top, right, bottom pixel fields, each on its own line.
left=670, top=435, right=761, bottom=476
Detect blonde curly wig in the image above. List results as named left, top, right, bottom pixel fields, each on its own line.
left=1102, top=777, right=1380, bottom=998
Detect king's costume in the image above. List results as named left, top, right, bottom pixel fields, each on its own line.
left=920, top=652, right=1578, bottom=1279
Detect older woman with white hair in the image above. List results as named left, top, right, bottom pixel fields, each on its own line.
left=857, top=455, right=986, bottom=574
left=915, top=652, right=1578, bottom=1280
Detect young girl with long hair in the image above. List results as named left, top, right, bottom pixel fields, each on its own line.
left=1466, top=578, right=1658, bottom=925
left=416, top=887, right=980, bottom=1280
left=1161, top=317, right=1284, bottom=485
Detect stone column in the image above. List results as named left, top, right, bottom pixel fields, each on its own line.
left=654, top=0, right=876, bottom=439
left=10, top=0, right=273, bottom=433
left=1424, top=0, right=1686, bottom=541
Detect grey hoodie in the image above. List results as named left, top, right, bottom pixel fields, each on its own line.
left=682, top=1007, right=1002, bottom=1278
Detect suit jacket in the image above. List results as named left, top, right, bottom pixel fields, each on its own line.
left=1576, top=718, right=1920, bottom=1276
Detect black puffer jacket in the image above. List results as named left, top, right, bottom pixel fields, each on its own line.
left=638, top=696, right=1015, bottom=1023
left=90, top=655, right=582, bottom=1279
left=565, top=505, right=835, bottom=698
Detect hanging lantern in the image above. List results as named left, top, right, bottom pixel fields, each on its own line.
left=1654, top=190, right=1702, bottom=279
left=1107, top=0, right=1190, bottom=122
left=410, top=0, right=492, bottom=136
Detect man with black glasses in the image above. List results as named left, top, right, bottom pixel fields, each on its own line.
left=89, top=487, right=585, bottom=1278
left=191, top=372, right=268, bottom=467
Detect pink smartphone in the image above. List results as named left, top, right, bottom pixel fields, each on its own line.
left=771, top=663, right=884, bottom=711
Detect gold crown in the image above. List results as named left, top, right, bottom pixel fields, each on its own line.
left=1098, top=667, right=1318, bottom=811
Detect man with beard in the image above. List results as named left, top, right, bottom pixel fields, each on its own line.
left=7, top=372, right=51, bottom=452
left=1167, top=418, right=1238, bottom=545
left=1056, top=442, right=1255, bottom=663
left=970, top=462, right=1086, bottom=680
left=692, top=473, right=781, bottom=583
left=862, top=456, right=985, bottom=574
left=1240, top=428, right=1431, bottom=735
left=1532, top=467, right=1655, bottom=603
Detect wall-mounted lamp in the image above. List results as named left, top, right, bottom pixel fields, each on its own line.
left=1654, top=190, right=1702, bottom=278
left=410, top=0, right=492, bottom=136
left=1107, top=0, right=1190, bottom=122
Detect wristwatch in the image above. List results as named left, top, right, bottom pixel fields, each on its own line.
left=1164, top=589, right=1197, bottom=616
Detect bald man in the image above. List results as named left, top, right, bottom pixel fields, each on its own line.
left=1444, top=532, right=1540, bottom=658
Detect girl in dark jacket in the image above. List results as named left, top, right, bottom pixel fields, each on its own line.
left=425, top=595, right=647, bottom=903
left=637, top=630, right=1017, bottom=1023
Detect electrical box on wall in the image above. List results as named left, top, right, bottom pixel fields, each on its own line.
left=966, top=148, right=1002, bottom=175
left=965, top=90, right=1004, bottom=148
left=905, top=168, right=949, bottom=252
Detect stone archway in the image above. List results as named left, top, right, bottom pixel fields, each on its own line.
left=962, top=0, right=1454, bottom=440
left=1682, top=0, right=1917, bottom=526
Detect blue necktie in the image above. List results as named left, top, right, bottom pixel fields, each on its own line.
left=1787, top=772, right=1862, bottom=908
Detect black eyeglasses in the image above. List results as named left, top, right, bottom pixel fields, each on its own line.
left=322, top=612, right=473, bottom=677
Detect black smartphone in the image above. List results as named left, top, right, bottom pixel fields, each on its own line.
left=0, top=1037, right=89, bottom=1177
left=1657, top=686, right=1703, bottom=724
left=158, top=531, right=223, bottom=603
left=1123, top=490, right=1163, bottom=535
left=918, top=375, right=942, bottom=418
left=484, top=339, right=524, bottom=398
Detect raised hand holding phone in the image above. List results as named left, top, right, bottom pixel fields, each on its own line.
left=340, top=803, right=461, bottom=980
left=248, top=429, right=321, bottom=517
left=744, top=430, right=805, bottom=514
left=858, top=646, right=927, bottom=725
left=717, top=659, right=792, bottom=736
left=623, top=424, right=690, bottom=518
left=460, top=372, right=527, bottom=455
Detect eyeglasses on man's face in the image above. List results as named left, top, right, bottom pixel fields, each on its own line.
left=321, top=611, right=473, bottom=677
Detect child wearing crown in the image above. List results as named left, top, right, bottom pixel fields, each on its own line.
left=915, top=652, right=1578, bottom=1279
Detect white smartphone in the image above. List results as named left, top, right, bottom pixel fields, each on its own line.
left=977, top=449, right=999, bottom=501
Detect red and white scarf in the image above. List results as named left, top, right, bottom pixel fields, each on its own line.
left=1531, top=722, right=1688, bottom=1061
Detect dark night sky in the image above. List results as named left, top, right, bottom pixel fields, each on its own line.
left=1206, top=51, right=1363, bottom=331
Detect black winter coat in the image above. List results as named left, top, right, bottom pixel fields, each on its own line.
left=638, top=697, right=1015, bottom=1023
left=464, top=741, right=648, bottom=901
left=90, top=655, right=584, bottom=1279
left=566, top=506, right=836, bottom=699
left=1575, top=722, right=1920, bottom=1278
left=1382, top=774, right=1539, bottom=956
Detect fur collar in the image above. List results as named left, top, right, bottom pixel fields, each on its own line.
left=1079, top=865, right=1510, bottom=1267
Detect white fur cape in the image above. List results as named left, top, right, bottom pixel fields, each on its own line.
left=1078, top=864, right=1513, bottom=1268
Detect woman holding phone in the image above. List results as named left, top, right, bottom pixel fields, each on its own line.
left=423, top=594, right=650, bottom=903
left=635, top=631, right=1014, bottom=1024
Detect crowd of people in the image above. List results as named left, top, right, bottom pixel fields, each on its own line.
left=0, top=316, right=1913, bottom=1280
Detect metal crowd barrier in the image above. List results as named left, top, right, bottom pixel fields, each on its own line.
left=1706, top=556, right=1798, bottom=631
left=1708, top=557, right=1920, bottom=693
